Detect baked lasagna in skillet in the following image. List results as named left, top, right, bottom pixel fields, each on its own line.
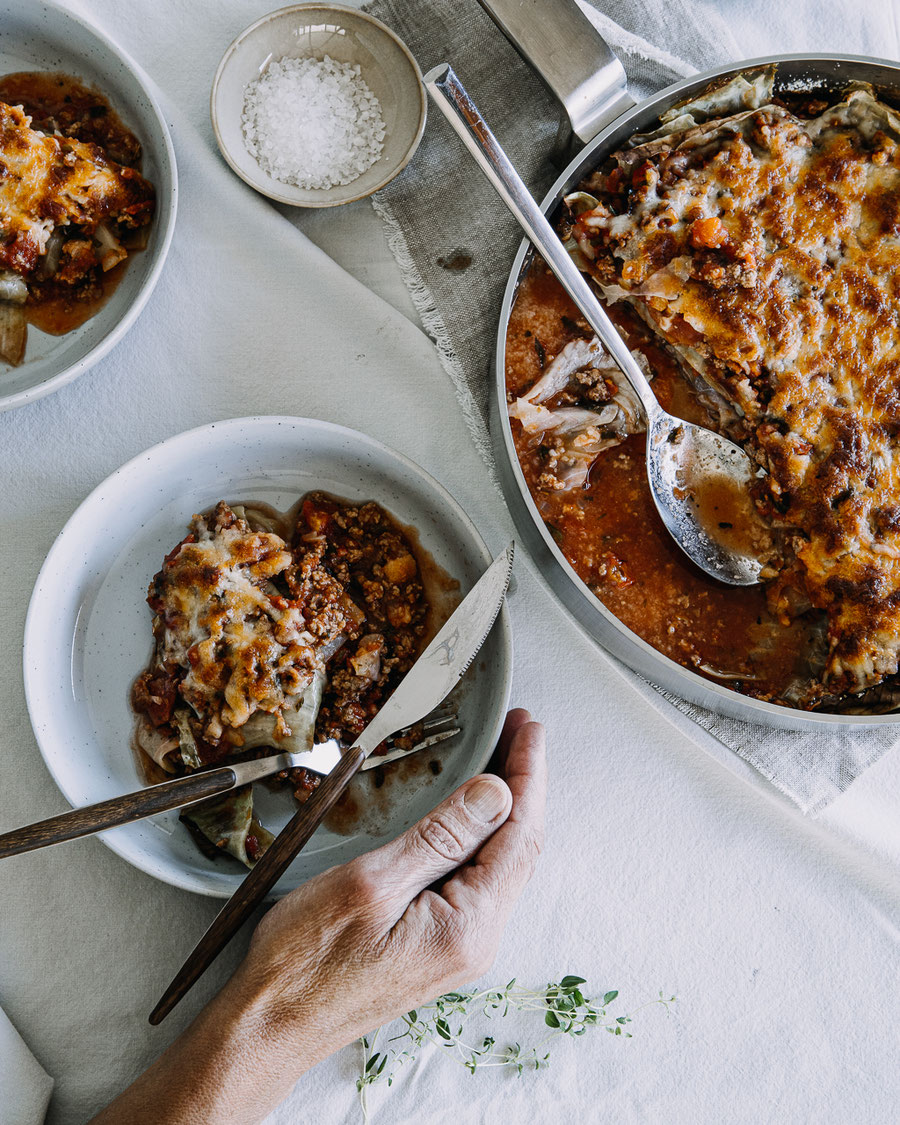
left=507, top=70, right=900, bottom=712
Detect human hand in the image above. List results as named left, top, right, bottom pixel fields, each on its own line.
left=236, top=708, right=547, bottom=1076
left=92, top=709, right=546, bottom=1125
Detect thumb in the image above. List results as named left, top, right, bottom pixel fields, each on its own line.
left=369, top=774, right=512, bottom=903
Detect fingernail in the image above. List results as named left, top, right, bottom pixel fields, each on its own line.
left=464, top=777, right=508, bottom=823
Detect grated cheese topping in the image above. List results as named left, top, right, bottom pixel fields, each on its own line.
left=148, top=503, right=319, bottom=742
left=570, top=83, right=900, bottom=702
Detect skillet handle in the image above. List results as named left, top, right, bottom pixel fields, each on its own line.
left=476, top=0, right=634, bottom=144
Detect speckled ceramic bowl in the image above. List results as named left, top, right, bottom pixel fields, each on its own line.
left=211, top=4, right=426, bottom=207
left=23, top=417, right=512, bottom=898
left=0, top=0, right=177, bottom=412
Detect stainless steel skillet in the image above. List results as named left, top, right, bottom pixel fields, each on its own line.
left=479, top=0, right=900, bottom=730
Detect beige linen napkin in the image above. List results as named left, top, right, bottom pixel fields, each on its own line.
left=365, top=0, right=900, bottom=812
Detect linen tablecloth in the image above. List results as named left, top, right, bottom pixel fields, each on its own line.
left=0, top=2, right=898, bottom=1123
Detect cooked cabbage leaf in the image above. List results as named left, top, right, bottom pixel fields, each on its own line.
left=181, top=785, right=275, bottom=868
left=171, top=708, right=203, bottom=770
left=178, top=670, right=326, bottom=867
left=238, top=667, right=326, bottom=753
left=509, top=337, right=650, bottom=490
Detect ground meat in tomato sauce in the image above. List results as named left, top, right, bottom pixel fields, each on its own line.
left=290, top=493, right=429, bottom=744
left=0, top=72, right=142, bottom=166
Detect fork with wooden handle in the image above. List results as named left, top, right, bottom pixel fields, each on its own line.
left=148, top=545, right=513, bottom=1025
left=0, top=710, right=460, bottom=860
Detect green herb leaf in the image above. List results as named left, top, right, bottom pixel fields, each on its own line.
left=354, top=976, right=673, bottom=1115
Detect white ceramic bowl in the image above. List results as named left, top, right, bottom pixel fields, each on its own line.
left=23, top=417, right=512, bottom=898
left=211, top=4, right=426, bottom=207
left=0, top=0, right=177, bottom=412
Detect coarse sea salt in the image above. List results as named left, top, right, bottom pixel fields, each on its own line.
left=242, top=55, right=386, bottom=191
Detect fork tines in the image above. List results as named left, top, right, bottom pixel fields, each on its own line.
left=387, top=703, right=459, bottom=745
left=373, top=706, right=461, bottom=765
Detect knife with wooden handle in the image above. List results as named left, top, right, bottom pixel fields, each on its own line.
left=149, top=544, right=514, bottom=1025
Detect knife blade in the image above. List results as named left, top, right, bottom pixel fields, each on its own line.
left=350, top=543, right=515, bottom=758
left=149, top=543, right=514, bottom=1024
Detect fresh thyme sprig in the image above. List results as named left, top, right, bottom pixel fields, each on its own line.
left=356, top=978, right=675, bottom=1121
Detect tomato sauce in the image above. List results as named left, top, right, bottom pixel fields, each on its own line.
left=506, top=261, right=816, bottom=702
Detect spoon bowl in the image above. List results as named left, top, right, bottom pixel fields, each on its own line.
left=426, top=63, right=767, bottom=587
left=647, top=413, right=768, bottom=586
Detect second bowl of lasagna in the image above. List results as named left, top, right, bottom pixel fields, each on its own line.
left=0, top=2, right=177, bottom=411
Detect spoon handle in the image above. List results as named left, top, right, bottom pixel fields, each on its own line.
left=425, top=63, right=660, bottom=423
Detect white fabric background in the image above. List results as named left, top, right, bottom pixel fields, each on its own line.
left=0, top=1, right=898, bottom=1123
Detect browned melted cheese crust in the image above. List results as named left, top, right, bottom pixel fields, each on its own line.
left=571, top=87, right=900, bottom=700
left=132, top=497, right=437, bottom=865
left=0, top=100, right=153, bottom=274
left=145, top=503, right=320, bottom=743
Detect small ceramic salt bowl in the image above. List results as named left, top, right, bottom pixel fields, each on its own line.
left=211, top=4, right=426, bottom=207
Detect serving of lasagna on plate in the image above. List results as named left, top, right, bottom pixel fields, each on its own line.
left=507, top=70, right=900, bottom=713
left=133, top=493, right=430, bottom=867
left=0, top=72, right=155, bottom=366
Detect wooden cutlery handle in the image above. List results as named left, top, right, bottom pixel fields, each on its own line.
left=149, top=745, right=367, bottom=1025
left=0, top=768, right=237, bottom=859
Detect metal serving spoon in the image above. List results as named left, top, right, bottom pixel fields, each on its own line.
left=426, top=64, right=766, bottom=587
